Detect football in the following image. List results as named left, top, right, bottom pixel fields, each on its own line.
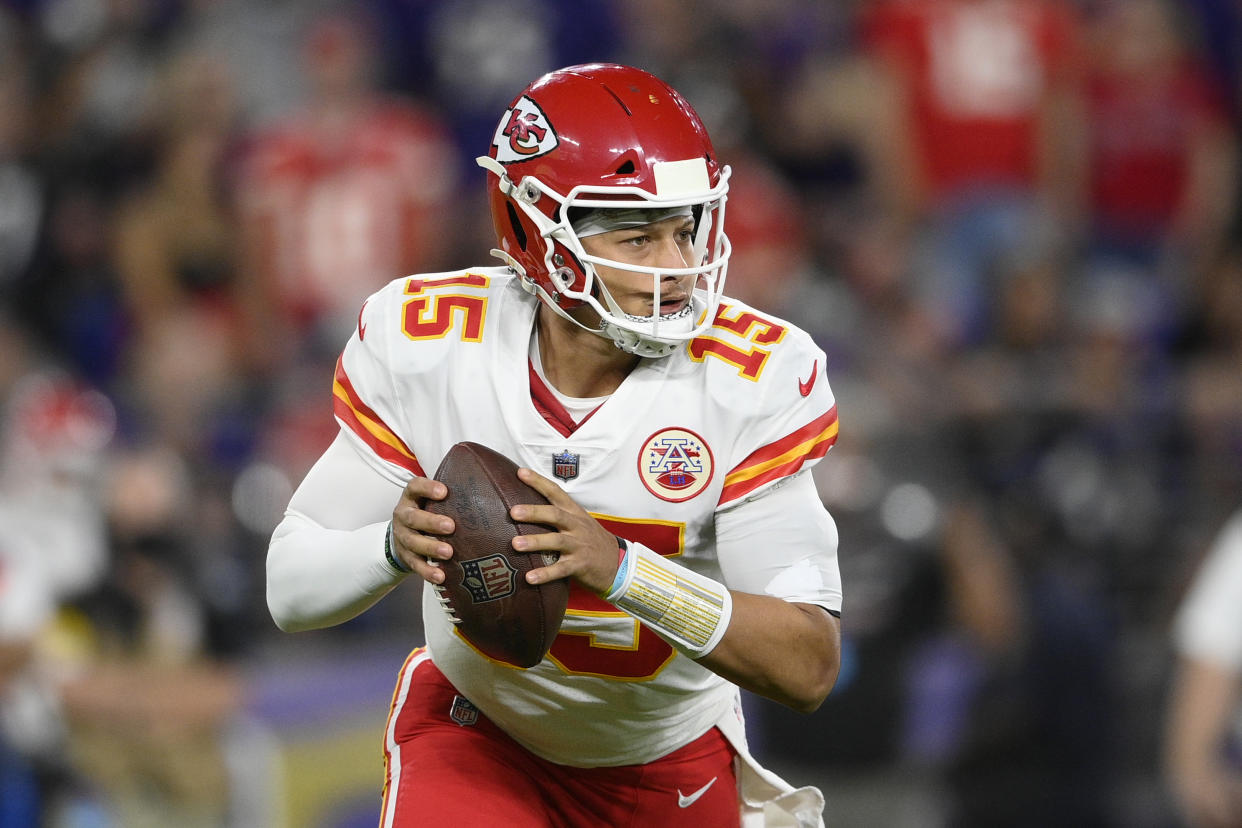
left=422, top=442, right=569, bottom=668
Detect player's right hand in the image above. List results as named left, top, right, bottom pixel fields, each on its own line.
left=390, top=476, right=455, bottom=584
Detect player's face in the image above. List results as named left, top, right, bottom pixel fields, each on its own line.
left=579, top=215, right=698, bottom=319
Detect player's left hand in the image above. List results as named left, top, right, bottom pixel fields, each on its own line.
left=509, top=467, right=621, bottom=595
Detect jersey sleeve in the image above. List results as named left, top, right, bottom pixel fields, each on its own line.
left=714, top=313, right=839, bottom=510
left=715, top=470, right=842, bottom=614
left=1173, top=511, right=1242, bottom=671
left=331, top=280, right=429, bottom=485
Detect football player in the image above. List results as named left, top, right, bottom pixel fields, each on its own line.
left=267, top=63, right=842, bottom=827
left=1166, top=508, right=1242, bottom=827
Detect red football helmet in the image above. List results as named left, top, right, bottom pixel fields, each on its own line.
left=477, top=63, right=731, bottom=358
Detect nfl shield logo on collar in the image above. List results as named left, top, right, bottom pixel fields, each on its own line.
left=449, top=694, right=479, bottom=727
left=552, top=450, right=579, bottom=481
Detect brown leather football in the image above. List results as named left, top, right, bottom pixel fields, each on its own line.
left=423, top=442, right=569, bottom=668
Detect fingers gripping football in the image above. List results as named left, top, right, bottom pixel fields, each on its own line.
left=417, top=442, right=570, bottom=668
left=510, top=467, right=622, bottom=595
left=390, top=476, right=454, bottom=584
left=389, top=464, right=621, bottom=596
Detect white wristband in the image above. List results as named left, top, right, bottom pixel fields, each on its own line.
left=604, top=542, right=732, bottom=660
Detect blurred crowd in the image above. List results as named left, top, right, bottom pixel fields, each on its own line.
left=0, top=0, right=1240, bottom=826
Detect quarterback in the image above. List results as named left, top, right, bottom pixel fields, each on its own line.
left=267, top=63, right=842, bottom=827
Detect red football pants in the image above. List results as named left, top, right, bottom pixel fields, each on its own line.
left=379, top=649, right=740, bottom=828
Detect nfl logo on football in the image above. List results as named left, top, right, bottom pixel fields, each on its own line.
left=461, top=554, right=517, bottom=603
left=552, top=450, right=579, bottom=481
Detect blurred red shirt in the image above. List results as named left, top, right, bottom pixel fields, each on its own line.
left=863, top=0, right=1083, bottom=201
left=1087, top=58, right=1228, bottom=239
left=238, top=99, right=459, bottom=333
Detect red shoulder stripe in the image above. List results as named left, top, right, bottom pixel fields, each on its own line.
left=332, top=356, right=425, bottom=477
left=719, top=406, right=838, bottom=505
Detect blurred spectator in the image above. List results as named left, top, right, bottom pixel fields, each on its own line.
left=0, top=43, right=43, bottom=295
left=60, top=444, right=254, bottom=827
left=0, top=318, right=115, bottom=824
left=905, top=490, right=1115, bottom=828
left=859, top=0, right=1087, bottom=347
left=12, top=0, right=178, bottom=387
left=368, top=0, right=621, bottom=149
left=1165, top=508, right=1242, bottom=828
left=26, top=181, right=127, bottom=388
left=114, top=48, right=240, bottom=342
left=762, top=38, right=908, bottom=274
left=1085, top=0, right=1236, bottom=254
left=1080, top=0, right=1237, bottom=345
left=31, top=0, right=167, bottom=196
left=1176, top=248, right=1242, bottom=533
left=234, top=12, right=461, bottom=371
left=173, top=0, right=323, bottom=128
left=113, top=47, right=251, bottom=458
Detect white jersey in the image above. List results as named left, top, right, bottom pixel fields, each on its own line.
left=1175, top=511, right=1242, bottom=672
left=331, top=267, right=841, bottom=766
left=1173, top=510, right=1242, bottom=761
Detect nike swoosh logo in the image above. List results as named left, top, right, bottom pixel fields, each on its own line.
left=677, top=776, right=718, bottom=808
left=357, top=299, right=369, bottom=340
left=798, top=359, right=819, bottom=397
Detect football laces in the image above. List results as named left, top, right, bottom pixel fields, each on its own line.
left=426, top=559, right=462, bottom=625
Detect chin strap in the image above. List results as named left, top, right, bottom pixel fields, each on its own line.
left=477, top=155, right=514, bottom=194
left=489, top=247, right=527, bottom=278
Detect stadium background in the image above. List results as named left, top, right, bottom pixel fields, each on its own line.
left=0, top=0, right=1239, bottom=825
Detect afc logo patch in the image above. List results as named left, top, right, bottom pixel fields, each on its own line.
left=461, top=554, right=517, bottom=603
left=449, top=694, right=479, bottom=727
left=492, top=95, right=558, bottom=163
left=552, top=450, right=579, bottom=481
left=638, top=427, right=715, bottom=502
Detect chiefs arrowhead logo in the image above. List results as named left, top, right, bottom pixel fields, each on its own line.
left=492, top=96, right=558, bottom=164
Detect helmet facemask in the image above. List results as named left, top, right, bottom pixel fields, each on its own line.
left=480, top=154, right=732, bottom=358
